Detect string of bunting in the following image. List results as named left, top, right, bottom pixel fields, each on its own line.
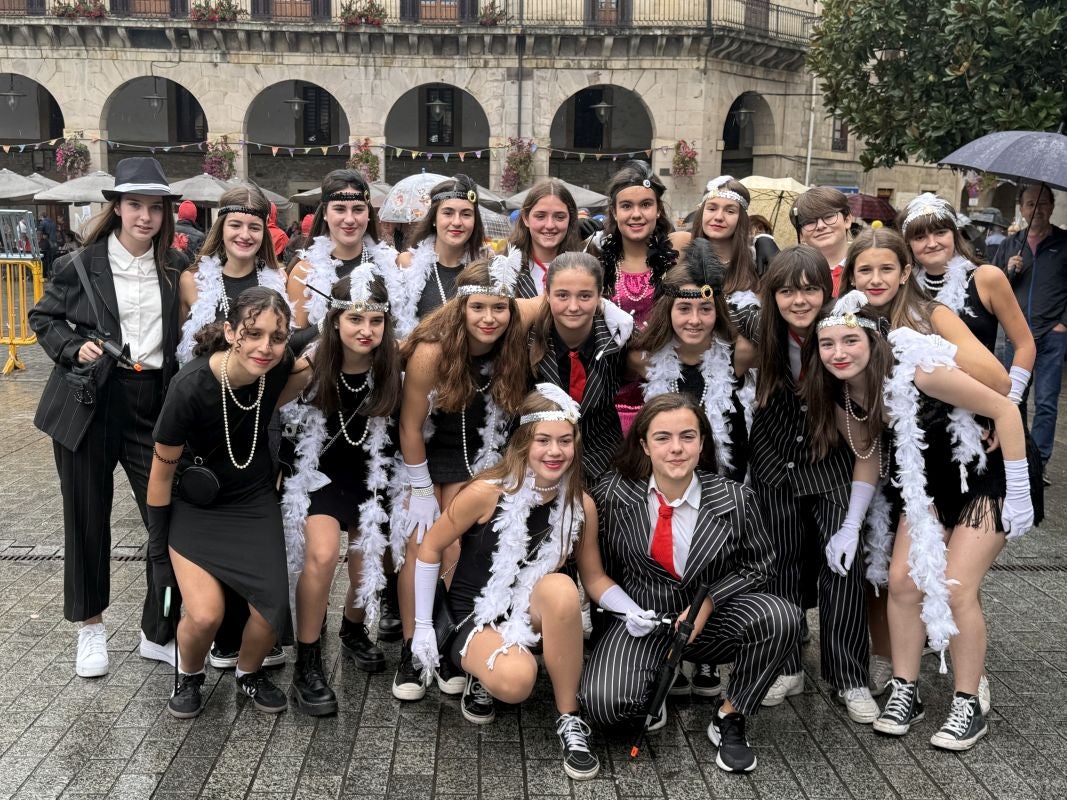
left=1, top=135, right=674, bottom=161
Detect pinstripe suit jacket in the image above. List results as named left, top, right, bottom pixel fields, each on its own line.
left=29, top=239, right=181, bottom=451
left=592, top=469, right=775, bottom=615
left=532, top=314, right=624, bottom=481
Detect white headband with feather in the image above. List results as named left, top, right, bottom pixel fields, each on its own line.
left=519, top=383, right=581, bottom=426
left=817, top=289, right=879, bottom=333
left=456, top=245, right=523, bottom=299
left=901, top=192, right=955, bottom=238
left=702, top=175, right=749, bottom=210
left=341, top=261, right=389, bottom=313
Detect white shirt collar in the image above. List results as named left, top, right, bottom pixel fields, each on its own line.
left=647, top=473, right=702, bottom=510
left=108, top=232, right=156, bottom=275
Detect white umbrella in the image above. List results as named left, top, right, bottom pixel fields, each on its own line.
left=739, top=175, right=809, bottom=244
left=480, top=206, right=513, bottom=240
left=0, top=169, right=50, bottom=201
left=289, top=180, right=392, bottom=208
left=379, top=173, right=449, bottom=223
left=33, top=171, right=115, bottom=204
left=505, top=179, right=609, bottom=211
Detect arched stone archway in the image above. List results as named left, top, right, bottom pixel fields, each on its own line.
left=103, top=76, right=208, bottom=180
left=383, top=84, right=491, bottom=186
left=244, top=80, right=352, bottom=203
left=721, top=91, right=775, bottom=180
left=0, top=73, right=65, bottom=180
left=548, top=84, right=654, bottom=193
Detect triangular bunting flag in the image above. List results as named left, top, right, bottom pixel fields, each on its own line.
left=303, top=148, right=311, bottom=154
left=645, top=149, right=652, bottom=157
left=271, top=146, right=279, bottom=156
left=458, top=152, right=465, bottom=162
left=287, top=148, right=294, bottom=156
left=475, top=150, right=482, bottom=158
left=579, top=153, right=586, bottom=162
left=49, top=138, right=59, bottom=146
left=163, top=147, right=171, bottom=153
left=443, top=153, right=449, bottom=162
left=320, top=147, right=328, bottom=155
left=595, top=154, right=602, bottom=161
left=18, top=145, right=25, bottom=153
left=2, top=145, right=8, bottom=153
left=530, top=143, right=538, bottom=152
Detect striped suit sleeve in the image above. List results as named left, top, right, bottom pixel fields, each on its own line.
left=28, top=253, right=88, bottom=367
left=707, top=485, right=774, bottom=610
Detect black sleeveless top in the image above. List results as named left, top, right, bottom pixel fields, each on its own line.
left=425, top=353, right=494, bottom=485
left=448, top=501, right=554, bottom=620
left=961, top=272, right=999, bottom=352
left=416, top=263, right=464, bottom=318
left=220, top=271, right=259, bottom=316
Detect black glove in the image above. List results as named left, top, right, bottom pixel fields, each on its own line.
left=146, top=504, right=178, bottom=619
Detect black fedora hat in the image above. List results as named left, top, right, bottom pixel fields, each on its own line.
left=101, top=157, right=181, bottom=201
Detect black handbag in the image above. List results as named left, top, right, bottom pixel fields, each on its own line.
left=433, top=579, right=476, bottom=655
left=176, top=452, right=221, bottom=507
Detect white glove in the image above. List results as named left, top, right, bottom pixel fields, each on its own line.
left=825, top=481, right=876, bottom=577
left=599, top=297, right=635, bottom=345
left=410, top=559, right=441, bottom=684
left=404, top=461, right=439, bottom=544
left=1002, top=459, right=1034, bottom=541
left=599, top=585, right=660, bottom=638
left=1007, top=366, right=1031, bottom=404
left=925, top=333, right=959, bottom=359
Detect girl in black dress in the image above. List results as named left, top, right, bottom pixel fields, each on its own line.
left=280, top=272, right=402, bottom=715
left=147, top=287, right=294, bottom=719
left=394, top=254, right=530, bottom=700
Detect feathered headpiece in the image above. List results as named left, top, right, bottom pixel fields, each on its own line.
left=456, top=245, right=522, bottom=299
left=347, top=261, right=389, bottom=313
left=817, top=289, right=880, bottom=333
left=662, top=238, right=725, bottom=301
left=519, top=383, right=581, bottom=426
left=702, top=175, right=749, bottom=210
left=901, top=192, right=955, bottom=238
left=432, top=173, right=479, bottom=206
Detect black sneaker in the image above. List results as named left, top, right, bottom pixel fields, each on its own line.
left=691, top=663, right=722, bottom=698
left=668, top=670, right=691, bottom=697
left=209, top=644, right=286, bottom=670
left=436, top=657, right=466, bottom=696
left=461, top=674, right=496, bottom=725
left=391, top=640, right=426, bottom=701
left=168, top=672, right=206, bottom=719
left=930, top=693, right=987, bottom=751
left=236, top=670, right=288, bottom=714
left=706, top=700, right=757, bottom=773
left=377, top=576, right=403, bottom=643
left=556, top=713, right=599, bottom=780
left=338, top=617, right=385, bottom=673
left=872, top=677, right=925, bottom=736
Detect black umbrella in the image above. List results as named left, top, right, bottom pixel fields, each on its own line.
left=939, top=130, right=1067, bottom=192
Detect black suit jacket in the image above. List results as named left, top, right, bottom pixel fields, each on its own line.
left=592, top=469, right=775, bottom=615
left=29, top=238, right=181, bottom=451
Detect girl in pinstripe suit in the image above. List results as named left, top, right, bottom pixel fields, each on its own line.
left=508, top=179, right=582, bottom=298
left=749, top=246, right=877, bottom=721
left=578, top=393, right=799, bottom=773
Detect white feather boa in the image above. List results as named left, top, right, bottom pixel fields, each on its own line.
left=394, top=237, right=470, bottom=339
left=176, top=256, right=290, bottom=365
left=916, top=255, right=976, bottom=318
left=862, top=481, right=894, bottom=593
left=298, top=235, right=399, bottom=327
left=643, top=338, right=736, bottom=473
left=884, top=330, right=985, bottom=669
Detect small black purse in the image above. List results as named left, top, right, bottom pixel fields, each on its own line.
left=176, top=453, right=220, bottom=507
left=433, top=579, right=459, bottom=652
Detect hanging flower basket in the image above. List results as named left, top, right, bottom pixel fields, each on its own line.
left=203, top=136, right=238, bottom=180
left=501, top=136, right=533, bottom=194
left=339, top=0, right=386, bottom=26
left=672, top=139, right=698, bottom=178
left=50, top=0, right=107, bottom=18
left=54, top=133, right=92, bottom=179
left=346, top=137, right=381, bottom=183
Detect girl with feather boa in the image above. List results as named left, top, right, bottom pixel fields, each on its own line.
left=410, top=385, right=599, bottom=780
left=808, top=288, right=1035, bottom=751
left=277, top=271, right=402, bottom=716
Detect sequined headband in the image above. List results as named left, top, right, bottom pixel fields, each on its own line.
left=664, top=284, right=715, bottom=301
left=456, top=284, right=514, bottom=299
left=702, top=189, right=749, bottom=211
left=330, top=298, right=390, bottom=313
left=432, top=186, right=479, bottom=205
left=324, top=191, right=367, bottom=203
left=900, top=202, right=954, bottom=238
left=518, top=409, right=580, bottom=426
left=816, top=313, right=879, bottom=333
left=219, top=205, right=268, bottom=220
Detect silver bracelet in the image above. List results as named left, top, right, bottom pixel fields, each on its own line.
left=410, top=485, right=435, bottom=497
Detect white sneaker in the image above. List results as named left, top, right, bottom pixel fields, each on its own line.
left=139, top=632, right=176, bottom=666
left=869, top=655, right=893, bottom=697
left=978, top=674, right=991, bottom=716
left=837, top=686, right=879, bottom=723
left=76, top=624, right=109, bottom=678
left=760, top=672, right=804, bottom=707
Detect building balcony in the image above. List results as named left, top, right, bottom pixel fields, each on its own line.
left=0, top=0, right=814, bottom=70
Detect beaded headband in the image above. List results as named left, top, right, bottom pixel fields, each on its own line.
left=900, top=192, right=954, bottom=238
left=702, top=176, right=749, bottom=210
left=219, top=205, right=268, bottom=220
left=816, top=289, right=880, bottom=334
left=432, top=184, right=478, bottom=205
left=663, top=284, right=715, bottom=301
left=455, top=246, right=522, bottom=299
left=324, top=190, right=368, bottom=203
left=301, top=278, right=389, bottom=314
left=519, top=383, right=581, bottom=426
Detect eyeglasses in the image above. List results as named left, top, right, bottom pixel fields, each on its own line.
left=799, top=211, right=844, bottom=232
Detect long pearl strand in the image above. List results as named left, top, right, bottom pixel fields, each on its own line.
left=220, top=348, right=266, bottom=470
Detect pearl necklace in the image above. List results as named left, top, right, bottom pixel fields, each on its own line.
left=432, top=263, right=450, bottom=306
left=220, top=348, right=266, bottom=470
left=217, top=263, right=256, bottom=317
left=617, top=270, right=652, bottom=303
left=336, top=372, right=371, bottom=447
left=920, top=271, right=946, bottom=291
left=534, top=482, right=560, bottom=493
left=843, top=383, right=887, bottom=477
left=460, top=373, right=493, bottom=478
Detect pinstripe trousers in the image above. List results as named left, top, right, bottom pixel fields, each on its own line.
left=580, top=591, right=800, bottom=721
left=54, top=368, right=170, bottom=641
left=751, top=477, right=869, bottom=689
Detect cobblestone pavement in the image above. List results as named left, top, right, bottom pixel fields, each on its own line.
left=1, top=344, right=1065, bottom=800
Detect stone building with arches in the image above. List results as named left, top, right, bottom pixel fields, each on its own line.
left=0, top=1, right=957, bottom=222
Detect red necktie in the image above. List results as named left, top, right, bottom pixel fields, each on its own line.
left=651, top=491, right=680, bottom=579
left=568, top=350, right=586, bottom=403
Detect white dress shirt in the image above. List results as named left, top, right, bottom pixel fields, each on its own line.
left=646, top=473, right=702, bottom=577
left=108, top=233, right=164, bottom=369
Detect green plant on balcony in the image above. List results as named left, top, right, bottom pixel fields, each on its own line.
left=190, top=0, right=247, bottom=22
left=478, top=1, right=506, bottom=25
left=203, top=136, right=238, bottom=181
left=339, top=0, right=386, bottom=26
left=51, top=0, right=107, bottom=19
left=54, top=133, right=92, bottom=179
left=345, top=137, right=380, bottom=182
left=672, top=139, right=698, bottom=178
left=500, top=137, right=533, bottom=194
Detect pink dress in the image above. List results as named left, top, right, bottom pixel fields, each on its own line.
left=611, top=270, right=654, bottom=434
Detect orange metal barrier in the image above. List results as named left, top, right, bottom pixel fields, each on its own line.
left=0, top=259, right=44, bottom=375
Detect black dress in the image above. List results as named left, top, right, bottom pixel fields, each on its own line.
left=153, top=352, right=295, bottom=642
left=415, top=263, right=463, bottom=318
left=425, top=354, right=493, bottom=485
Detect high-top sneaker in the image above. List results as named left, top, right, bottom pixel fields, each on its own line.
left=930, top=693, right=987, bottom=751
left=391, top=640, right=426, bottom=701
left=873, top=677, right=925, bottom=736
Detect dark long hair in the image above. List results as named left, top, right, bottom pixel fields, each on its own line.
left=401, top=260, right=530, bottom=414
left=82, top=196, right=179, bottom=278
left=406, top=174, right=485, bottom=263
left=310, top=169, right=379, bottom=243
left=305, top=276, right=401, bottom=419
left=755, top=245, right=832, bottom=408
left=687, top=178, right=758, bottom=294
left=631, top=238, right=736, bottom=354
left=509, top=178, right=582, bottom=261
left=193, top=185, right=279, bottom=271
left=614, top=393, right=714, bottom=481
left=529, top=252, right=605, bottom=375
left=193, top=286, right=291, bottom=356
left=803, top=304, right=892, bottom=460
